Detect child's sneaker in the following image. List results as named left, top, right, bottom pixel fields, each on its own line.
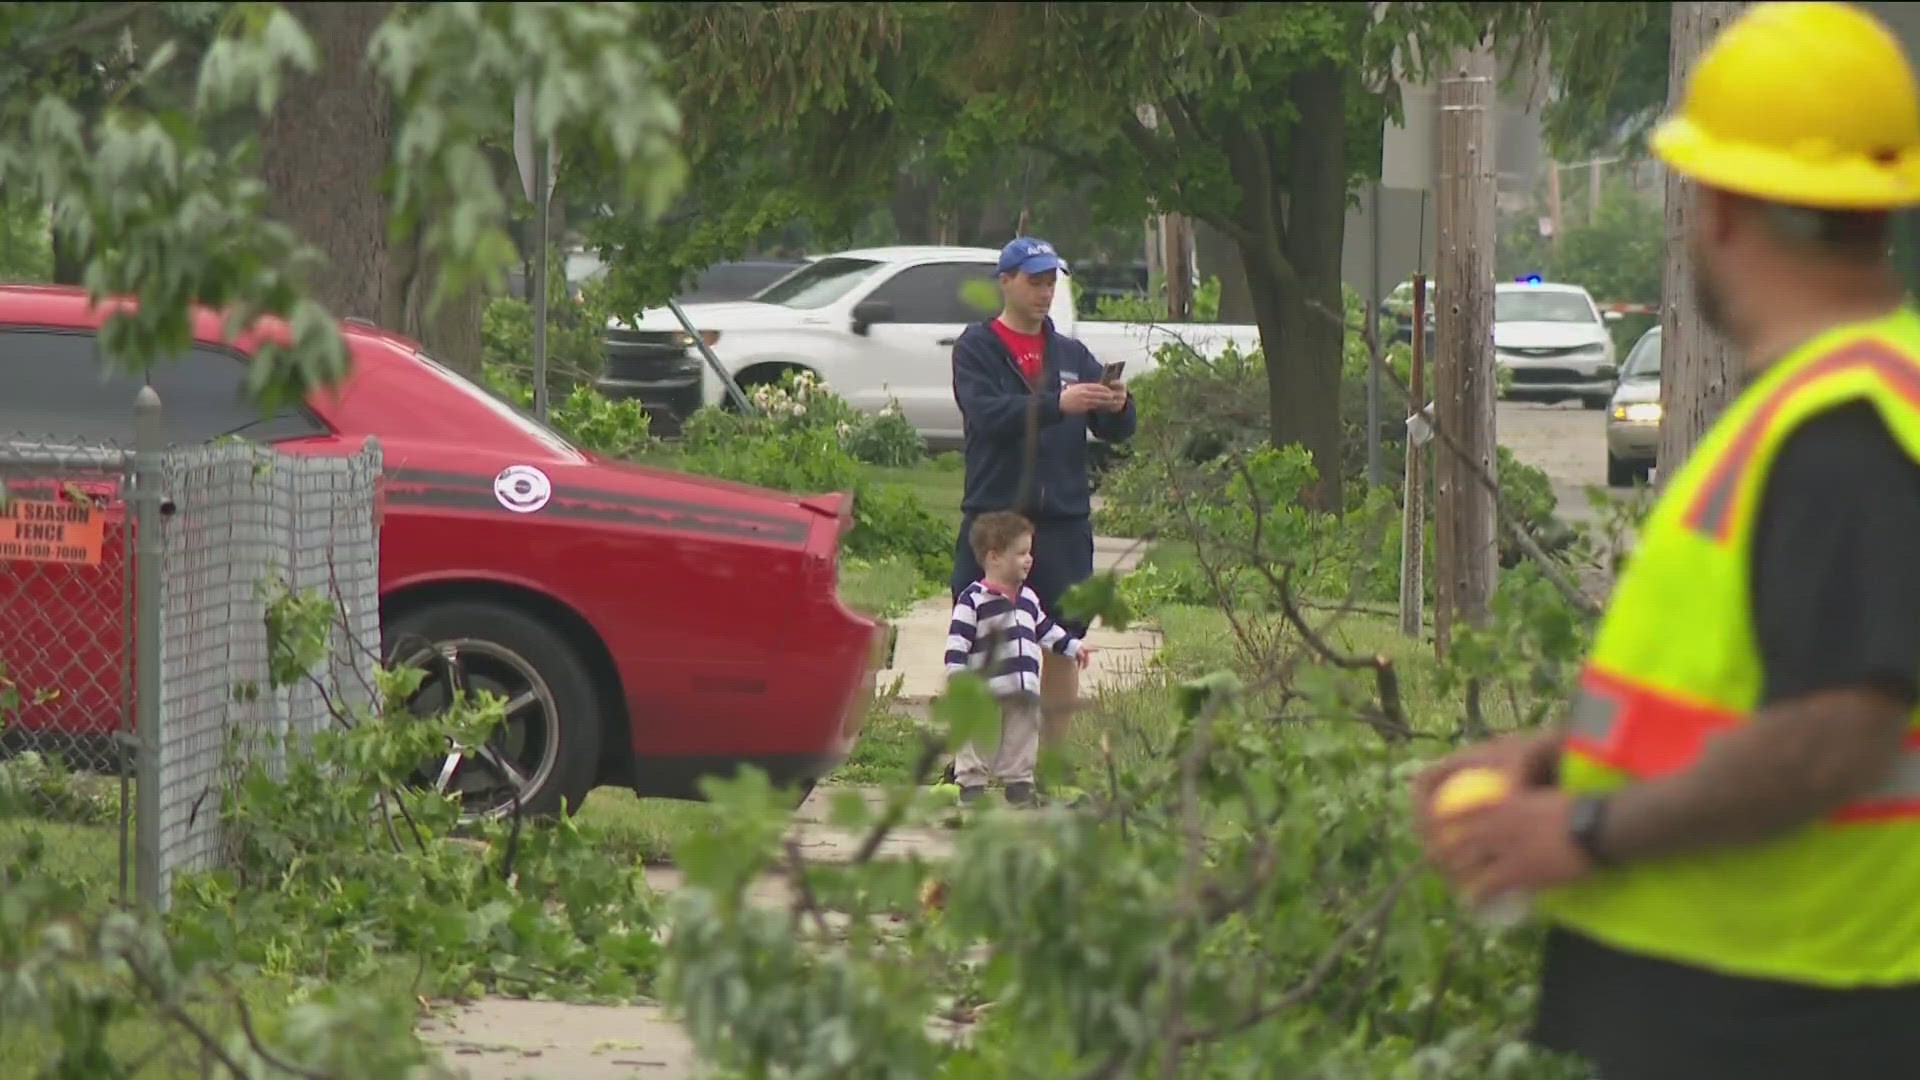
left=1003, top=781, right=1038, bottom=808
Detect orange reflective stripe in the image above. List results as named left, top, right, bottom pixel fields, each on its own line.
left=1566, top=666, right=1920, bottom=819
left=1685, top=341, right=1920, bottom=542
left=1563, top=667, right=1741, bottom=778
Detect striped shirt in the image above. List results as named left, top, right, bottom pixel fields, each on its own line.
left=945, top=580, right=1083, bottom=697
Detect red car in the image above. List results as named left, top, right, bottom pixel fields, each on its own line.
left=0, top=284, right=882, bottom=818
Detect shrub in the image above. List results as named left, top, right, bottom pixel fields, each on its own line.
left=677, top=372, right=949, bottom=582
left=726, top=369, right=927, bottom=469
left=480, top=256, right=617, bottom=394
left=483, top=363, right=654, bottom=459
left=1095, top=299, right=1569, bottom=608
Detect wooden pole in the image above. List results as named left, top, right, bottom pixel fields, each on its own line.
left=1546, top=159, right=1564, bottom=256
left=1433, top=46, right=1499, bottom=661
left=1658, top=1, right=1749, bottom=485
left=1399, top=271, right=1429, bottom=638
left=1164, top=212, right=1194, bottom=321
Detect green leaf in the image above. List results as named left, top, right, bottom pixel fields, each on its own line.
left=1059, top=569, right=1137, bottom=632
left=1175, top=669, right=1243, bottom=720
left=932, top=670, right=999, bottom=751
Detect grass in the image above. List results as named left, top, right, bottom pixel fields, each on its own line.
left=864, top=453, right=966, bottom=528
left=838, top=555, right=936, bottom=619
left=573, top=786, right=731, bottom=865
left=0, top=806, right=431, bottom=1079
left=1139, top=602, right=1537, bottom=740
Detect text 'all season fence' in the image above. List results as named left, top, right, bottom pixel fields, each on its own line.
left=0, top=388, right=381, bottom=912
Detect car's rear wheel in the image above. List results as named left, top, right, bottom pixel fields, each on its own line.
left=383, top=600, right=603, bottom=822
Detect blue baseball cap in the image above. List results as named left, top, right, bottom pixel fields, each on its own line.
left=997, top=236, right=1071, bottom=277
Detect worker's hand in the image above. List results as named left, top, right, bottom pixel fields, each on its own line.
left=1075, top=644, right=1097, bottom=670
left=1060, top=382, right=1124, bottom=415
left=1428, top=786, right=1594, bottom=903
left=1095, top=381, right=1129, bottom=413
left=1409, top=730, right=1564, bottom=850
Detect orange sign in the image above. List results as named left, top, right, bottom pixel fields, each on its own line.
left=0, top=499, right=105, bottom=567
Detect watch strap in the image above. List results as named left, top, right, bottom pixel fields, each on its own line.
left=1571, top=795, right=1621, bottom=869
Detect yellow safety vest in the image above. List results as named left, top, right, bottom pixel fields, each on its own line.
left=1536, top=306, right=1920, bottom=988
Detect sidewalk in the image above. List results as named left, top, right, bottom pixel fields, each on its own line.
left=418, top=786, right=968, bottom=1080
left=876, top=535, right=1161, bottom=701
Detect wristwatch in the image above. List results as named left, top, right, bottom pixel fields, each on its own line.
left=1568, top=794, right=1621, bottom=869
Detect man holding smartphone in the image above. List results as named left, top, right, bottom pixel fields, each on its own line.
left=948, top=236, right=1136, bottom=794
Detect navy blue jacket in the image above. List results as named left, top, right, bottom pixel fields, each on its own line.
left=951, top=318, right=1137, bottom=522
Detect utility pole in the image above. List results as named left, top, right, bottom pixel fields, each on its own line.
left=1399, top=270, right=1429, bottom=639
left=1546, top=160, right=1564, bottom=256
left=1658, top=1, right=1749, bottom=483
left=1162, top=212, right=1194, bottom=321
left=1432, top=45, right=1499, bottom=660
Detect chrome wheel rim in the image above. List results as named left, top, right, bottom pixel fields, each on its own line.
left=394, top=637, right=561, bottom=821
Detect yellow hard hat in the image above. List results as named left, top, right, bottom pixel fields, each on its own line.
left=1651, top=2, right=1920, bottom=209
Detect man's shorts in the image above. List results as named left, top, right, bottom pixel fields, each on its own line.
left=950, top=514, right=1096, bottom=638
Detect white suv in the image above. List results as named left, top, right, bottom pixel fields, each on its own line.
left=1493, top=280, right=1623, bottom=410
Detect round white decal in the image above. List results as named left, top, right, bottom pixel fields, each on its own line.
left=493, top=465, right=552, bottom=514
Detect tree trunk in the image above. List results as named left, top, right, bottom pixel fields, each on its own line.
left=1194, top=218, right=1254, bottom=324
left=1657, top=2, right=1749, bottom=482
left=1268, top=62, right=1351, bottom=512
left=889, top=173, right=939, bottom=245
left=1433, top=45, right=1500, bottom=657
left=260, top=2, right=398, bottom=327
left=50, top=232, right=86, bottom=286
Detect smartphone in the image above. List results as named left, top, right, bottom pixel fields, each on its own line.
left=1100, top=361, right=1126, bottom=386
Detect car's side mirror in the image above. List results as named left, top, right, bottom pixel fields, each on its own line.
left=1603, top=310, right=1624, bottom=323
left=851, top=299, right=895, bottom=336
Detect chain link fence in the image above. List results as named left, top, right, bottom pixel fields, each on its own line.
left=0, top=434, right=137, bottom=898
left=0, top=390, right=382, bottom=912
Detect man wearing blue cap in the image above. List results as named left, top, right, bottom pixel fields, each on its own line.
left=947, top=236, right=1136, bottom=788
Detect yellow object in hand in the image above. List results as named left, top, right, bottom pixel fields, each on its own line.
left=1431, top=766, right=1530, bottom=928
left=1433, top=766, right=1512, bottom=820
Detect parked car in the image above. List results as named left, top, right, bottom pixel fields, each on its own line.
left=503, top=247, right=615, bottom=303
left=1494, top=280, right=1623, bottom=409
left=0, top=284, right=883, bottom=819
left=600, top=245, right=1260, bottom=448
left=677, top=260, right=810, bottom=305
left=1606, top=324, right=1662, bottom=487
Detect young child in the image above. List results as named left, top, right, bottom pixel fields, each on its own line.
left=943, top=510, right=1094, bottom=807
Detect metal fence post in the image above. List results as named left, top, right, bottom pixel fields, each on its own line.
left=132, top=387, right=165, bottom=912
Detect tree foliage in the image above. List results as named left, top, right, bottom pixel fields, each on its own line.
left=1537, top=2, right=1669, bottom=157
left=0, top=0, right=685, bottom=410
left=921, top=2, right=1548, bottom=511
left=582, top=2, right=908, bottom=315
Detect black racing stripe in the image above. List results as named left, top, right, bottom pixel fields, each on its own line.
left=384, top=466, right=811, bottom=533
left=384, top=488, right=810, bottom=543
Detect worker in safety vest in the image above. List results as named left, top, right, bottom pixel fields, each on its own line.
left=1413, top=4, right=1920, bottom=1077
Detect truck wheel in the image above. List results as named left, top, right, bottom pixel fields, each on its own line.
left=384, top=600, right=604, bottom=821
left=1607, top=452, right=1634, bottom=488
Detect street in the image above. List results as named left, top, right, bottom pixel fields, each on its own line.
left=1496, top=398, right=1611, bottom=523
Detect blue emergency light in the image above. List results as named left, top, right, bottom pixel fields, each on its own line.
left=1518, top=274, right=1543, bottom=285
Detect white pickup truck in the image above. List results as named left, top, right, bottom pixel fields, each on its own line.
left=597, top=245, right=1260, bottom=445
